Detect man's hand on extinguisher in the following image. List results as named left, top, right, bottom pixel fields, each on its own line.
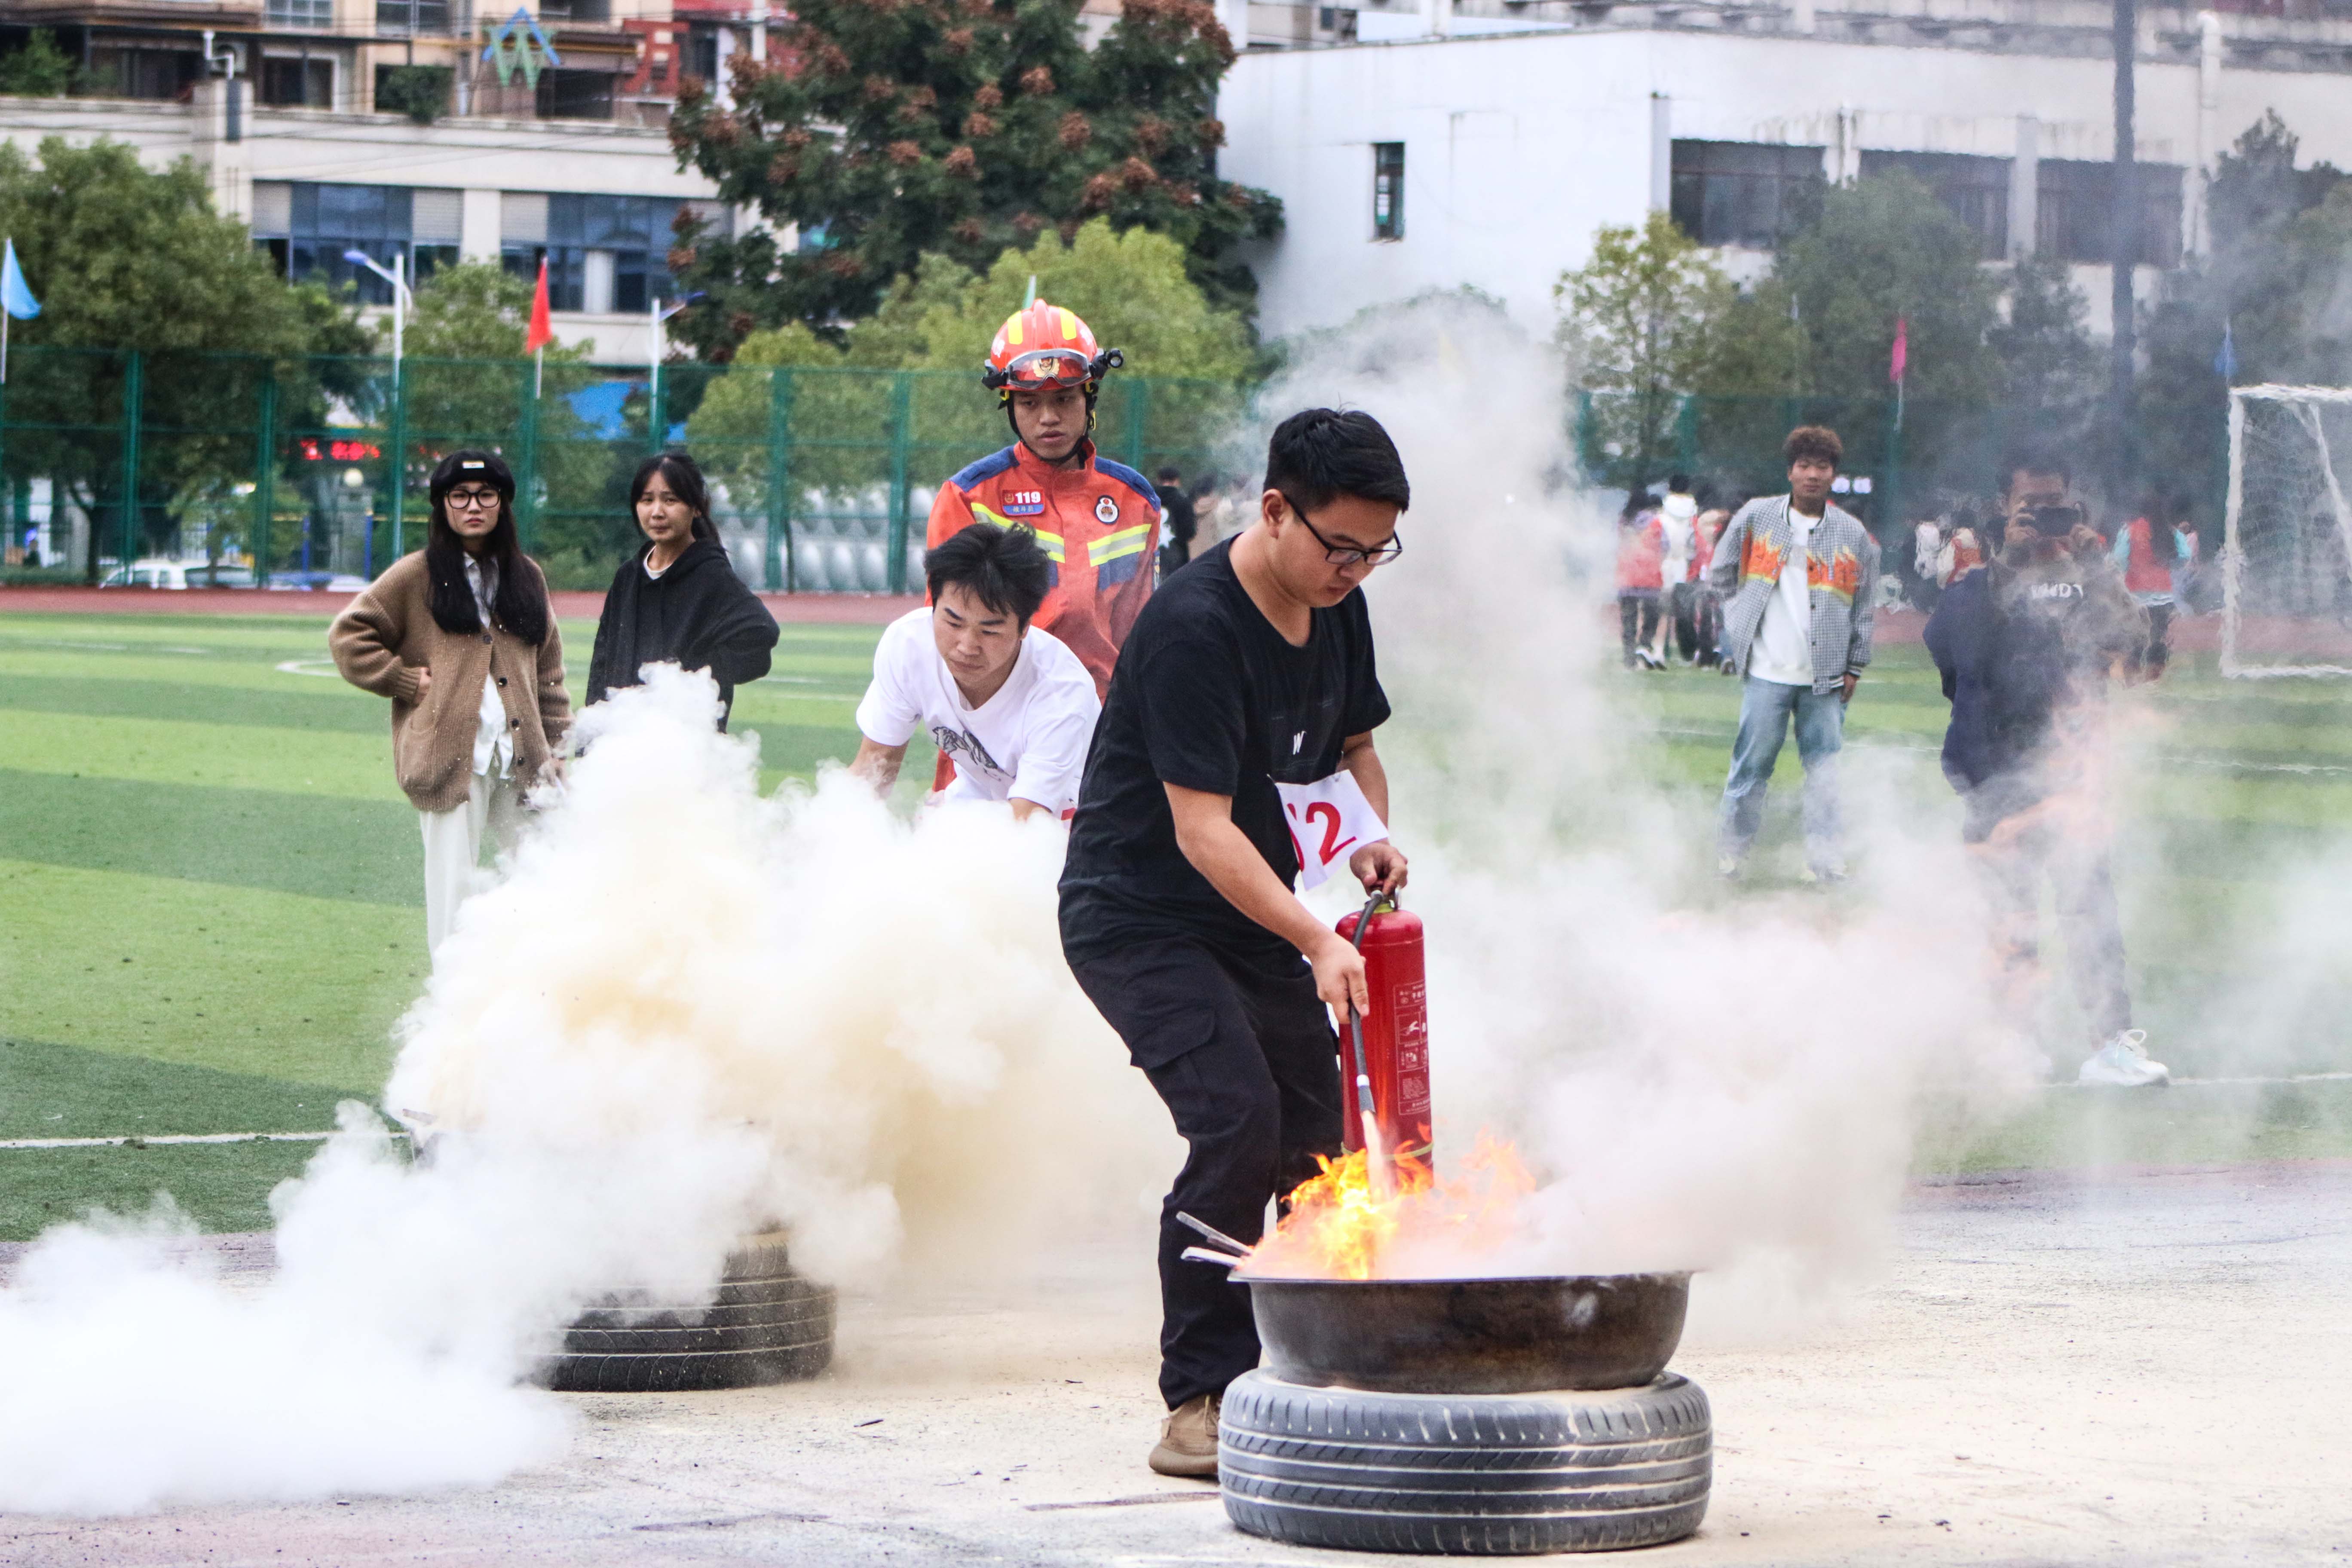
left=1308, top=931, right=1372, bottom=1029
left=1351, top=841, right=1409, bottom=896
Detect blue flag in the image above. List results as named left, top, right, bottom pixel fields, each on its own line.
left=2214, top=321, right=2238, bottom=383
left=1, top=240, right=37, bottom=321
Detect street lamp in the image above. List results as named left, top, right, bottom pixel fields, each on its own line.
left=343, top=248, right=409, bottom=368
left=345, top=248, right=412, bottom=559
left=649, top=290, right=705, bottom=447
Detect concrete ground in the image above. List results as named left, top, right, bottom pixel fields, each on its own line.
left=6, top=1161, right=2347, bottom=1567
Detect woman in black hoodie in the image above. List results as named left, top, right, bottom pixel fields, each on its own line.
left=588, top=452, right=780, bottom=729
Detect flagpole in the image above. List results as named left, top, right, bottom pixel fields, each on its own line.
left=535, top=344, right=543, bottom=399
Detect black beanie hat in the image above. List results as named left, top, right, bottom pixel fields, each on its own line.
left=428, top=449, right=516, bottom=506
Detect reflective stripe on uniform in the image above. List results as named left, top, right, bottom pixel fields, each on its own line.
left=1031, top=529, right=1066, bottom=563
left=1086, top=524, right=1151, bottom=566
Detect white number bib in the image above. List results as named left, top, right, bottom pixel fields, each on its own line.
left=1277, top=770, right=1388, bottom=891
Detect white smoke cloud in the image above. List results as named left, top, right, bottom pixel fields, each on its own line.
left=1253, top=295, right=2036, bottom=1318
left=0, top=668, right=1173, bottom=1515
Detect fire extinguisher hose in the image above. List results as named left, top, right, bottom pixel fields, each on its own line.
left=1346, top=889, right=1395, bottom=1196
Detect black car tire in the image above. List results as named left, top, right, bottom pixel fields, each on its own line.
left=1219, top=1369, right=1709, bottom=1555
left=536, top=1236, right=836, bottom=1393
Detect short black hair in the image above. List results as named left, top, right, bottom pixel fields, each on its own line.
left=2000, top=443, right=2070, bottom=493
left=1264, top=408, right=1411, bottom=515
left=1785, top=426, right=1843, bottom=468
left=1667, top=473, right=1692, bottom=492
left=1156, top=465, right=1183, bottom=484
left=926, top=522, right=1051, bottom=625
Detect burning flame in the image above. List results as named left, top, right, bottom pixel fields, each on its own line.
left=1240, top=1133, right=1536, bottom=1281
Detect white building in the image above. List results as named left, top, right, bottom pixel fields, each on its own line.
left=1218, top=0, right=2352, bottom=342
left=0, top=0, right=744, bottom=361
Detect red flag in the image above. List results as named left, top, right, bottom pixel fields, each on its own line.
left=525, top=257, right=554, bottom=355
left=1889, top=315, right=1908, bottom=385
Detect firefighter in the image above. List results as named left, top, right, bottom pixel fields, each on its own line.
left=926, top=300, right=1164, bottom=697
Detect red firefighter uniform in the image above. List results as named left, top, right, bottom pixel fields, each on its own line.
left=926, top=441, right=1163, bottom=695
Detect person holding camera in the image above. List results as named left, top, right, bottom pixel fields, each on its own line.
left=1924, top=446, right=2165, bottom=1087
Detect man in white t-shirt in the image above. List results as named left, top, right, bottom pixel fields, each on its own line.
left=1705, top=426, right=1881, bottom=882
left=850, top=522, right=1101, bottom=819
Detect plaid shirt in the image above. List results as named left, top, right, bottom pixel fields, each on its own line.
left=1705, top=495, right=1880, bottom=695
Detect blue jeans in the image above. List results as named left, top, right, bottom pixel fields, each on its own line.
left=1718, top=676, right=1845, bottom=869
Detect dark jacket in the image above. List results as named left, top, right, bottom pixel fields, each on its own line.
left=1159, top=488, right=1199, bottom=570
left=587, top=537, right=780, bottom=729
left=1923, top=549, right=2146, bottom=799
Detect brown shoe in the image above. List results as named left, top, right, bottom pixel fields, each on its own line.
left=1147, top=1392, right=1221, bottom=1478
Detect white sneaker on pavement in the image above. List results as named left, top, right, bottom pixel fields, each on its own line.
left=2076, top=1029, right=2170, bottom=1087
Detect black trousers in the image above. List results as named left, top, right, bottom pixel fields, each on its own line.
left=1069, top=938, right=1344, bottom=1409
left=1618, top=594, right=1660, bottom=666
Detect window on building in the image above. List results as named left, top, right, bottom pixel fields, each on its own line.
left=1372, top=142, right=1404, bottom=242
left=685, top=26, right=721, bottom=84
left=267, top=0, right=335, bottom=28
left=259, top=58, right=334, bottom=109
left=374, top=0, right=451, bottom=34
left=502, top=196, right=730, bottom=313
left=250, top=184, right=453, bottom=304
left=1670, top=141, right=1826, bottom=249
left=89, top=47, right=201, bottom=101
left=2037, top=160, right=2184, bottom=269
left=1858, top=150, right=2010, bottom=260
left=538, top=0, right=612, bottom=22
left=536, top=69, right=615, bottom=121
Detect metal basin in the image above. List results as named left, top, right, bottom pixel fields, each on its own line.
left=1245, top=1272, right=1690, bottom=1394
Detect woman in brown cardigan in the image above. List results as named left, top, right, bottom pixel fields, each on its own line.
left=329, top=450, right=570, bottom=959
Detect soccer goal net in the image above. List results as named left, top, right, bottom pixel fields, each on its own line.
left=2225, top=385, right=2352, bottom=677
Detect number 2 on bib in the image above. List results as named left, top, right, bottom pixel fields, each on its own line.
left=1276, top=771, right=1389, bottom=892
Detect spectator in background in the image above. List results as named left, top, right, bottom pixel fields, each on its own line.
left=588, top=452, right=780, bottom=732
left=1615, top=488, right=1666, bottom=670
left=1912, top=516, right=1945, bottom=610
left=1648, top=476, right=1699, bottom=667
left=1157, top=465, right=1199, bottom=578
left=2112, top=486, right=2194, bottom=680
left=329, top=450, right=570, bottom=960
left=1708, top=426, right=1880, bottom=882
left=1938, top=505, right=1990, bottom=589
left=1686, top=502, right=1728, bottom=669
left=1925, top=449, right=2162, bottom=1087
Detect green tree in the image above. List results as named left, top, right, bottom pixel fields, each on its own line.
left=685, top=217, right=1248, bottom=514
left=2138, top=114, right=2350, bottom=533
left=1554, top=212, right=1740, bottom=488
left=0, top=137, right=365, bottom=578
left=1991, top=252, right=2099, bottom=415
left=400, top=261, right=621, bottom=586
left=0, top=30, right=76, bottom=97
left=663, top=0, right=1279, bottom=359
left=1770, top=174, right=2002, bottom=410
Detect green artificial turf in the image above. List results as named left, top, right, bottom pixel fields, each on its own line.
left=0, top=1139, right=326, bottom=1239
left=0, top=607, right=2347, bottom=1241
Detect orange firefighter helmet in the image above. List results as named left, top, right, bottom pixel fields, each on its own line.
left=982, top=300, right=1123, bottom=401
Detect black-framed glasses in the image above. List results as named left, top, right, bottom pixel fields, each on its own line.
left=445, top=487, right=502, bottom=511
left=1282, top=494, right=1405, bottom=567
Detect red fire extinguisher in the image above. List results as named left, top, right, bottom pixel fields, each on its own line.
left=1335, top=893, right=1432, bottom=1173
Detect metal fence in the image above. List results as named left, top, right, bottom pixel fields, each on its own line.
left=1571, top=389, right=2178, bottom=536
left=0, top=347, right=1244, bottom=593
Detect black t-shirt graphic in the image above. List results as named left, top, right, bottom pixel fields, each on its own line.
left=1059, top=537, right=1390, bottom=968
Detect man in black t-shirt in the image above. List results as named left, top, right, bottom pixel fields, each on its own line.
left=1059, top=408, right=1412, bottom=1478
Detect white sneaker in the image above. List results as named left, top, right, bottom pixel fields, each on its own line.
left=2076, top=1030, right=2170, bottom=1087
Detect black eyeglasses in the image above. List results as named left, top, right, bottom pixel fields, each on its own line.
left=1282, top=494, right=1405, bottom=567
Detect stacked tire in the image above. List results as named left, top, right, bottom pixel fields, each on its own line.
left=1219, top=1371, right=1710, bottom=1554
left=537, top=1234, right=835, bottom=1394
